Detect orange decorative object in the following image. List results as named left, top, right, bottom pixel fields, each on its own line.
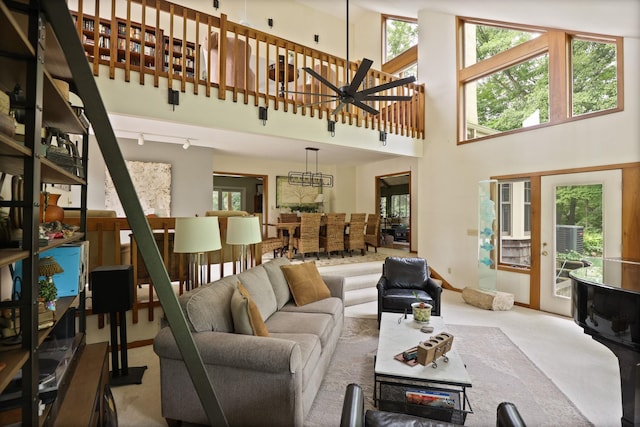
left=39, top=192, right=64, bottom=223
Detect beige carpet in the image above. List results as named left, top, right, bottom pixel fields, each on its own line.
left=304, top=318, right=591, bottom=427
left=115, top=317, right=590, bottom=426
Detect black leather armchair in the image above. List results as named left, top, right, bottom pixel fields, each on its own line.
left=377, top=257, right=442, bottom=327
left=340, top=383, right=526, bottom=427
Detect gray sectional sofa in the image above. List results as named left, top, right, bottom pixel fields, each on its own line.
left=153, top=257, right=345, bottom=426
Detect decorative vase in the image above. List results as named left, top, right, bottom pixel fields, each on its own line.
left=45, top=300, right=56, bottom=311
left=39, top=192, right=64, bottom=223
left=411, top=302, right=432, bottom=324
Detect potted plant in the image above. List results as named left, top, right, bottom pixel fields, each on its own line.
left=411, top=291, right=432, bottom=323
left=38, top=277, right=58, bottom=311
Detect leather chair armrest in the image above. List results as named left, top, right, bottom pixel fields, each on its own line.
left=340, top=383, right=364, bottom=427
left=376, top=276, right=388, bottom=291
left=497, top=402, right=526, bottom=427
left=424, top=277, right=442, bottom=296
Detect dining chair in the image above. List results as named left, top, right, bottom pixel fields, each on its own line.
left=319, top=212, right=346, bottom=258
left=292, top=213, right=322, bottom=260
left=344, top=213, right=366, bottom=256
left=279, top=213, right=300, bottom=257
left=364, top=213, right=381, bottom=253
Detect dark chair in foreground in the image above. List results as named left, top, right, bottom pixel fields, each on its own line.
left=340, top=383, right=526, bottom=427
left=377, top=257, right=442, bottom=327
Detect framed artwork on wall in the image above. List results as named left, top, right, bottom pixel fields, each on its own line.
left=275, top=176, right=320, bottom=209
left=105, top=161, right=172, bottom=217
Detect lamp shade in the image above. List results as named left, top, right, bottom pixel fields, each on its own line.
left=226, top=216, right=262, bottom=245
left=174, top=216, right=222, bottom=253
left=314, top=194, right=324, bottom=203
left=39, top=256, right=64, bottom=277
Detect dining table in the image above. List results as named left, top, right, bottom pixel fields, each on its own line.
left=267, top=219, right=351, bottom=260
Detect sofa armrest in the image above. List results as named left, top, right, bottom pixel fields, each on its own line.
left=376, top=276, right=388, bottom=292
left=322, top=274, right=345, bottom=300
left=154, top=327, right=301, bottom=373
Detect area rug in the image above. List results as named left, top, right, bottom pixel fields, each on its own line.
left=304, top=318, right=592, bottom=426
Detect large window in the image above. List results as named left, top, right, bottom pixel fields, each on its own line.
left=458, top=18, right=623, bottom=143
left=213, top=188, right=243, bottom=210
left=382, top=15, right=418, bottom=78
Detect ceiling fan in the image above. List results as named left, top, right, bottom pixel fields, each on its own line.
left=288, top=0, right=416, bottom=116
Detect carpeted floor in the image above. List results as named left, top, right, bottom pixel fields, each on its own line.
left=304, top=317, right=591, bottom=427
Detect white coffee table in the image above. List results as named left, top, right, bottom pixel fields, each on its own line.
left=374, top=312, right=473, bottom=424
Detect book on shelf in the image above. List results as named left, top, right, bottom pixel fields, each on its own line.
left=405, top=389, right=456, bottom=409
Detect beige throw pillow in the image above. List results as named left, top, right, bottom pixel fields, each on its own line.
left=231, top=282, right=269, bottom=337
left=280, top=262, right=331, bottom=306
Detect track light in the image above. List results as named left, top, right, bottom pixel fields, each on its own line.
left=328, top=120, right=335, bottom=137
left=213, top=0, right=219, bottom=9
left=138, top=134, right=145, bottom=146
left=258, top=106, right=268, bottom=125
left=183, top=139, right=191, bottom=150
left=379, top=130, right=387, bottom=145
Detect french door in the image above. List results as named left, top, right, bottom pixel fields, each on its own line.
left=539, top=170, right=621, bottom=316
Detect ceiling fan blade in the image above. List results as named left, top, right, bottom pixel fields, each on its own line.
left=303, top=67, right=342, bottom=94
left=283, top=89, right=340, bottom=98
left=347, top=58, right=373, bottom=94
left=358, top=75, right=416, bottom=97
left=352, top=99, right=379, bottom=115
left=362, top=95, right=414, bottom=101
left=331, top=102, right=346, bottom=116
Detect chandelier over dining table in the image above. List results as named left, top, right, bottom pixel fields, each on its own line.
left=288, top=147, right=334, bottom=188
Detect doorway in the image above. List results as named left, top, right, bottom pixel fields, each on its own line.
left=539, top=170, right=622, bottom=316
left=376, top=172, right=412, bottom=252
left=213, top=172, right=269, bottom=232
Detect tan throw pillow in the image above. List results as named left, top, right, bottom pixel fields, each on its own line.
left=231, top=282, right=269, bottom=337
left=280, top=262, right=331, bottom=306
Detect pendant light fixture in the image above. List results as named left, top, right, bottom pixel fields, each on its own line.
left=288, top=147, right=333, bottom=188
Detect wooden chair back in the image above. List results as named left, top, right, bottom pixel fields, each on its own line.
left=345, top=213, right=366, bottom=255
left=320, top=213, right=346, bottom=256
left=294, top=213, right=322, bottom=259
left=365, top=213, right=381, bottom=252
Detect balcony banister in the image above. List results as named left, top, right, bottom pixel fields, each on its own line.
left=71, top=0, right=425, bottom=138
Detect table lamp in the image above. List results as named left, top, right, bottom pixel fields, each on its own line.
left=226, top=216, right=262, bottom=272
left=314, top=193, right=325, bottom=212
left=174, top=216, right=222, bottom=290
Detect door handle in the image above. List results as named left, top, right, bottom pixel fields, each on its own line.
left=541, top=250, right=548, bottom=256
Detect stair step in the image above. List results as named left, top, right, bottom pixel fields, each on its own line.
left=343, top=273, right=380, bottom=292
left=344, top=287, right=378, bottom=307
left=317, top=261, right=383, bottom=277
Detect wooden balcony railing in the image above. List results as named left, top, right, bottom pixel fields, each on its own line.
left=70, top=0, right=425, bottom=138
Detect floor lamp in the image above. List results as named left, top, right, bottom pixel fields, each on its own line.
left=226, top=216, right=262, bottom=272
left=174, top=216, right=222, bottom=290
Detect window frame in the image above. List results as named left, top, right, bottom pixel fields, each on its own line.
left=381, top=14, right=418, bottom=76
left=457, top=17, right=624, bottom=144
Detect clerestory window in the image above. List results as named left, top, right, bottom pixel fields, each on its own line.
left=458, top=18, right=623, bottom=143
left=382, top=15, right=418, bottom=79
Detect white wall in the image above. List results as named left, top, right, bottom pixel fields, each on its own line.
left=418, top=9, right=640, bottom=300
left=84, top=137, right=214, bottom=217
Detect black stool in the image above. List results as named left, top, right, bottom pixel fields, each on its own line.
left=91, top=265, right=147, bottom=387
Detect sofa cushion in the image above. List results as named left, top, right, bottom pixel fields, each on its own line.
left=180, top=276, right=238, bottom=332
left=231, top=283, right=269, bottom=337
left=266, top=311, right=333, bottom=348
left=237, top=265, right=278, bottom=320
left=281, top=262, right=330, bottom=306
left=262, top=257, right=292, bottom=309
left=280, top=297, right=343, bottom=325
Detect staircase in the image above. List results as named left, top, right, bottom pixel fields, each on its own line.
left=317, top=261, right=384, bottom=307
